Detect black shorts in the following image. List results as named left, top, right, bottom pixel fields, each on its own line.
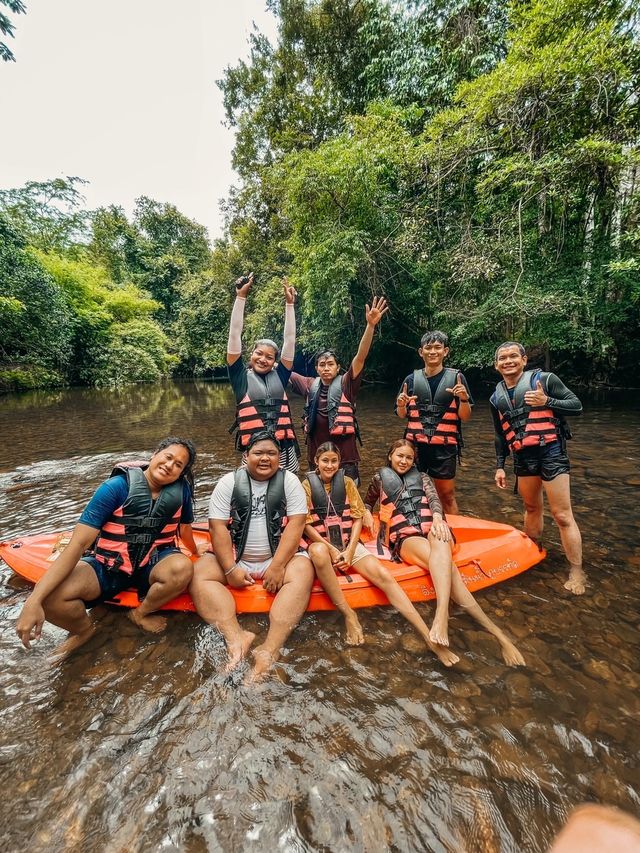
left=81, top=547, right=182, bottom=607
left=415, top=444, right=457, bottom=480
left=513, top=443, right=570, bottom=481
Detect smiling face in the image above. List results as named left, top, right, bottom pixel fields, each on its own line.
left=250, top=344, right=277, bottom=375
left=147, top=444, right=189, bottom=487
left=316, top=355, right=340, bottom=384
left=495, top=345, right=527, bottom=386
left=246, top=439, right=280, bottom=480
left=389, top=444, right=415, bottom=475
left=418, top=341, right=449, bottom=372
left=315, top=450, right=340, bottom=483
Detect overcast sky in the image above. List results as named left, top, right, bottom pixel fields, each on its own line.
left=0, top=1, right=278, bottom=241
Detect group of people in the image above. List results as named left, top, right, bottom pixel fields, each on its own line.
left=15, top=275, right=586, bottom=681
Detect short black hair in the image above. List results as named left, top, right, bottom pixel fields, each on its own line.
left=494, top=341, right=526, bottom=361
left=420, top=330, right=449, bottom=348
left=246, top=430, right=281, bottom=452
left=314, top=349, right=340, bottom=366
left=153, top=436, right=197, bottom=494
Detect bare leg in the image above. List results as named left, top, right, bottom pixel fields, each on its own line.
left=543, top=473, right=585, bottom=595
left=517, top=475, right=545, bottom=546
left=42, top=561, right=102, bottom=662
left=449, top=564, right=525, bottom=666
left=308, top=543, right=363, bottom=645
left=248, top=555, right=314, bottom=682
left=433, top=477, right=458, bottom=515
left=189, top=554, right=255, bottom=670
left=127, top=552, right=193, bottom=633
left=399, top=535, right=452, bottom=646
left=355, top=555, right=459, bottom=667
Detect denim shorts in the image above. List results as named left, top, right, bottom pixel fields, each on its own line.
left=81, top=546, right=181, bottom=607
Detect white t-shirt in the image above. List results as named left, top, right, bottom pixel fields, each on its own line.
left=209, top=470, right=307, bottom=563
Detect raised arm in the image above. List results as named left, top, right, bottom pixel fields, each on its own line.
left=280, top=278, right=297, bottom=371
left=227, top=273, right=253, bottom=366
left=351, top=297, right=388, bottom=378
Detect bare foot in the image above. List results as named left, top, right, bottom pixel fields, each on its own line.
left=344, top=610, right=364, bottom=646
left=127, top=609, right=167, bottom=633
left=48, top=625, right=96, bottom=665
left=246, top=647, right=278, bottom=684
left=224, top=630, right=256, bottom=672
left=501, top=641, right=525, bottom=667
left=564, top=567, right=586, bottom=595
left=426, top=638, right=460, bottom=667
left=429, top=609, right=449, bottom=647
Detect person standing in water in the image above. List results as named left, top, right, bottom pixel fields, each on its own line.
left=395, top=330, right=472, bottom=514
left=289, top=297, right=388, bottom=485
left=227, top=272, right=300, bottom=472
left=15, top=438, right=199, bottom=662
left=491, top=341, right=585, bottom=595
left=303, top=441, right=459, bottom=667
left=364, top=440, right=525, bottom=665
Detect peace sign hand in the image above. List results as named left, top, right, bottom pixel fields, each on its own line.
left=283, top=276, right=297, bottom=305
left=445, top=372, right=470, bottom=402
left=524, top=380, right=548, bottom=406
left=365, top=296, right=389, bottom=327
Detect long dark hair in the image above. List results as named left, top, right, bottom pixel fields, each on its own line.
left=315, top=441, right=341, bottom=462
left=153, top=436, right=197, bottom=496
left=386, top=439, right=416, bottom=466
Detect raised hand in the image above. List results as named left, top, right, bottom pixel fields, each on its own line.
left=235, top=272, right=254, bottom=298
left=365, top=296, right=389, bottom=327
left=396, top=382, right=417, bottom=409
left=445, top=371, right=470, bottom=402
left=283, top=276, right=297, bottom=305
left=524, top=380, right=548, bottom=407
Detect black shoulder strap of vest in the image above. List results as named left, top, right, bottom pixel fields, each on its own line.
left=412, top=369, right=431, bottom=402
left=512, top=370, right=536, bottom=408
left=330, top=469, right=346, bottom=514
left=379, top=466, right=404, bottom=500
left=432, top=367, right=458, bottom=405
left=266, top=468, right=287, bottom=516
left=306, top=471, right=328, bottom=516
left=246, top=368, right=285, bottom=400
left=326, top=374, right=344, bottom=409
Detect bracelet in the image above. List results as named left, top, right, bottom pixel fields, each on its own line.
left=224, top=564, right=238, bottom=576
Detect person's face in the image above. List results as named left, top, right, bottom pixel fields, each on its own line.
left=316, top=355, right=340, bottom=383
left=246, top=440, right=280, bottom=480
left=495, top=345, right=527, bottom=381
left=148, top=444, right=189, bottom=486
left=418, top=341, right=449, bottom=370
left=316, top=451, right=340, bottom=482
left=389, top=445, right=415, bottom=475
left=250, top=344, right=277, bottom=375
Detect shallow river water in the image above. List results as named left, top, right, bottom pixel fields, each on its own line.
left=0, top=381, right=638, bottom=852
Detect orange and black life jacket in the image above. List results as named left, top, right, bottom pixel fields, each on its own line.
left=303, top=375, right=360, bottom=440
left=305, top=470, right=353, bottom=549
left=491, top=370, right=563, bottom=452
left=404, top=367, right=462, bottom=447
left=231, top=370, right=296, bottom=449
left=377, top=466, right=433, bottom=550
left=93, top=463, right=183, bottom=575
left=229, top=468, right=287, bottom=560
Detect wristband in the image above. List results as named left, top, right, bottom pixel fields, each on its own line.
left=224, top=564, right=239, bottom=576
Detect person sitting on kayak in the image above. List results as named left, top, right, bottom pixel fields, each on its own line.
left=395, top=330, right=472, bottom=514
left=15, top=437, right=200, bottom=662
left=190, top=431, right=313, bottom=681
left=363, top=439, right=524, bottom=666
left=303, top=442, right=459, bottom=667
left=227, top=272, right=301, bottom=472
left=289, top=297, right=389, bottom=485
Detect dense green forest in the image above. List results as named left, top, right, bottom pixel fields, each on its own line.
left=1, top=0, right=638, bottom=392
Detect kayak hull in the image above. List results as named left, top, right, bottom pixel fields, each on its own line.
left=0, top=517, right=545, bottom=614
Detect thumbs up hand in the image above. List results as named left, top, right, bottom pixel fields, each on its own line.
left=524, top=379, right=548, bottom=406
left=445, top=372, right=470, bottom=402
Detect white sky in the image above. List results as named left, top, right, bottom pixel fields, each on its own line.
left=0, top=1, right=278, bottom=241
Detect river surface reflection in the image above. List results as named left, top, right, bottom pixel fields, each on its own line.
left=0, top=381, right=638, bottom=852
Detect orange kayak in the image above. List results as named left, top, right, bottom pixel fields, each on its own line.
left=0, top=517, right=544, bottom=614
